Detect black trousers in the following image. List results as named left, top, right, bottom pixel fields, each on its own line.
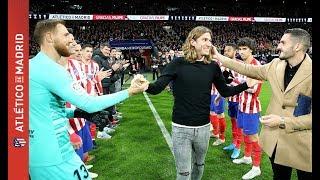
left=152, top=68, right=159, bottom=80
left=270, top=147, right=312, bottom=180
left=103, top=87, right=115, bottom=119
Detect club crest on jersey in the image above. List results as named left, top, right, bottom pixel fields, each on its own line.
left=71, top=81, right=86, bottom=95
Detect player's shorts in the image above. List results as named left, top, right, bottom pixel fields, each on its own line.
left=228, top=101, right=239, bottom=118
left=75, top=121, right=93, bottom=161
left=237, top=111, right=260, bottom=135
left=210, top=95, right=225, bottom=114
left=30, top=153, right=91, bottom=180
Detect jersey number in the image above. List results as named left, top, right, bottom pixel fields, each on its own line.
left=74, top=164, right=89, bottom=180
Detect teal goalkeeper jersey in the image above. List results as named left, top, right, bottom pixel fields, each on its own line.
left=29, top=52, right=129, bottom=167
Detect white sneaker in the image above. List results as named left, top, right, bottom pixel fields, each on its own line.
left=242, top=166, right=261, bottom=179
left=103, top=127, right=115, bottom=134
left=115, top=111, right=122, bottom=115
left=97, top=131, right=112, bottom=139
left=89, top=171, right=98, bottom=178
left=85, top=164, right=93, bottom=170
left=212, top=138, right=225, bottom=146
left=233, top=156, right=252, bottom=165
left=113, top=114, right=123, bottom=119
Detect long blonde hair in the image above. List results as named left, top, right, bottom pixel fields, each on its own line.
left=182, top=26, right=214, bottom=64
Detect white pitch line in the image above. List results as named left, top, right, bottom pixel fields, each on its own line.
left=143, top=92, right=173, bottom=155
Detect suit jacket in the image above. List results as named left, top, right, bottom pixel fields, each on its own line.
left=219, top=54, right=312, bottom=172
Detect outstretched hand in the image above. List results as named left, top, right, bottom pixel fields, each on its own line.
left=128, top=74, right=149, bottom=96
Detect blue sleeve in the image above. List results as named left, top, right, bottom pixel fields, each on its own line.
left=42, top=65, right=129, bottom=113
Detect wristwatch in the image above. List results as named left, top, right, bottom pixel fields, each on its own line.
left=279, top=117, right=286, bottom=129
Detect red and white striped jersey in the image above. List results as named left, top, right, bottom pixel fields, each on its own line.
left=226, top=59, right=244, bottom=102
left=81, top=59, right=103, bottom=96
left=238, top=58, right=262, bottom=113
left=66, top=58, right=87, bottom=133
left=67, top=58, right=87, bottom=89
left=65, top=58, right=104, bottom=133
left=65, top=59, right=104, bottom=133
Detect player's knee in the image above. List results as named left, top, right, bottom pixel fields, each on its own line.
left=179, top=172, right=190, bottom=176
left=195, top=163, right=204, bottom=167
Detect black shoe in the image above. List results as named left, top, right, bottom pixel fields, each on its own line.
left=92, top=140, right=98, bottom=149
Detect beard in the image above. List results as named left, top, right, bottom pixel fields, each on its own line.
left=54, top=42, right=71, bottom=57
left=278, top=51, right=286, bottom=60
left=278, top=51, right=292, bottom=61
left=278, top=47, right=295, bottom=60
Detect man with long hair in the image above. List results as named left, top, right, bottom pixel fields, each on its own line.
left=142, top=26, right=259, bottom=180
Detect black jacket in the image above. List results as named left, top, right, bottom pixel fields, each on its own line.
left=92, top=50, right=121, bottom=92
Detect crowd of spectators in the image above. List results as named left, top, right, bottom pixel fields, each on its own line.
left=30, top=20, right=312, bottom=61
left=30, top=0, right=311, bottom=17
left=29, top=0, right=312, bottom=63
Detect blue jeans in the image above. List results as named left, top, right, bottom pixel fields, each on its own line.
left=172, top=124, right=211, bottom=180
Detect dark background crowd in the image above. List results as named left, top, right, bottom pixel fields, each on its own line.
left=30, top=0, right=311, bottom=17
left=29, top=0, right=312, bottom=65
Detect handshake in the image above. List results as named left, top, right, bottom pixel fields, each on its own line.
left=128, top=74, right=150, bottom=96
